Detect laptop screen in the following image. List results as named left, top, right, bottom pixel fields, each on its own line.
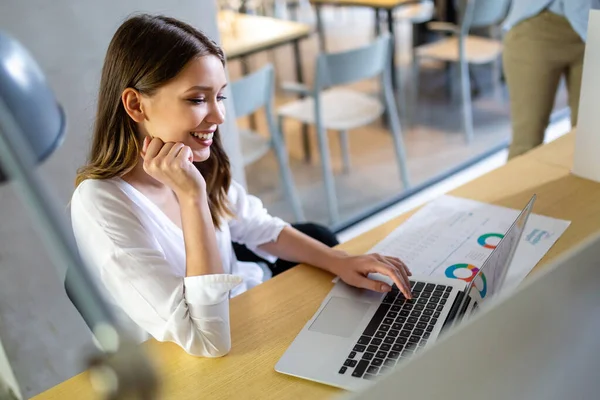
left=456, top=195, right=537, bottom=315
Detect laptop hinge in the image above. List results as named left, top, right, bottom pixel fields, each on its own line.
left=442, top=291, right=471, bottom=332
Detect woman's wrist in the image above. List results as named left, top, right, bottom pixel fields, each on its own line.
left=176, top=188, right=208, bottom=206
left=178, top=191, right=213, bottom=220
left=319, top=249, right=350, bottom=275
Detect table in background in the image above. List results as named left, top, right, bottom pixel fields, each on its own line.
left=34, top=132, right=600, bottom=400
left=218, top=11, right=314, bottom=161
left=310, top=0, right=419, bottom=91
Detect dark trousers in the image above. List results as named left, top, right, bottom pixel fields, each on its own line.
left=233, top=223, right=339, bottom=277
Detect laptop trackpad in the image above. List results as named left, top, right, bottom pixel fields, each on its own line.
left=308, top=296, right=372, bottom=338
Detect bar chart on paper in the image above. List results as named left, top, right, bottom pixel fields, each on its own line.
left=369, top=196, right=571, bottom=291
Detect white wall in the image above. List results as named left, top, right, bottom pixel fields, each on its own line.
left=0, top=0, right=243, bottom=397
left=573, top=10, right=600, bottom=183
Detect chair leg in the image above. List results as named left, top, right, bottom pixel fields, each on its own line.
left=315, top=122, right=340, bottom=225
left=338, top=130, right=351, bottom=174
left=409, top=55, right=420, bottom=129
left=492, top=55, right=503, bottom=102
left=383, top=84, right=411, bottom=189
left=276, top=115, right=305, bottom=222
left=469, top=67, right=480, bottom=98
left=459, top=58, right=475, bottom=144
left=268, top=49, right=280, bottom=88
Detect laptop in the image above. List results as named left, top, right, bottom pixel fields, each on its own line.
left=275, top=195, right=536, bottom=391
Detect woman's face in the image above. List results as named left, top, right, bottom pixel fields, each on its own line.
left=137, top=55, right=228, bottom=162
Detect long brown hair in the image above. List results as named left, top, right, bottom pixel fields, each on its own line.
left=75, top=14, right=233, bottom=227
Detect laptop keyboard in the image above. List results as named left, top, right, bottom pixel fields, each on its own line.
left=338, top=280, right=453, bottom=380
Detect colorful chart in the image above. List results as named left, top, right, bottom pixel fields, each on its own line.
left=477, top=233, right=504, bottom=249
left=444, top=263, right=487, bottom=298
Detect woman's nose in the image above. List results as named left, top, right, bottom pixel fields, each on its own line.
left=206, top=102, right=225, bottom=125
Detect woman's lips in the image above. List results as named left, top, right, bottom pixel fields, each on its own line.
left=190, top=132, right=213, bottom=147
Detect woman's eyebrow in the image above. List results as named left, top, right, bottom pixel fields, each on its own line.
left=185, top=83, right=228, bottom=92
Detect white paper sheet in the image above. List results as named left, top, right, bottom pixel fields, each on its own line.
left=366, top=195, right=571, bottom=292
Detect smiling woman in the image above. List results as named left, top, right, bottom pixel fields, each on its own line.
left=69, top=14, right=414, bottom=358
left=75, top=15, right=233, bottom=227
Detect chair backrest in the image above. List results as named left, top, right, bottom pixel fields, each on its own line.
left=313, top=34, right=392, bottom=90
left=458, top=0, right=512, bottom=33
left=230, top=63, right=275, bottom=118
left=0, top=31, right=66, bottom=183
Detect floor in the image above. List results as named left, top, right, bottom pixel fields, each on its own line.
left=228, top=6, right=568, bottom=229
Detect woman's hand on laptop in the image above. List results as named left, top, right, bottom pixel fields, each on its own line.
left=330, top=254, right=413, bottom=299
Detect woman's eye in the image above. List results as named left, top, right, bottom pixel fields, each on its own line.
left=189, top=96, right=226, bottom=104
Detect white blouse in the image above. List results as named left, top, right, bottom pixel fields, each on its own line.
left=70, top=177, right=288, bottom=357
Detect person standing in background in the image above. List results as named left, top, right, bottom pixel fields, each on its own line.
left=503, top=0, right=600, bottom=159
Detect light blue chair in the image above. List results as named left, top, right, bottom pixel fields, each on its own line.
left=412, top=0, right=511, bottom=143
left=231, top=64, right=305, bottom=222
left=277, top=34, right=411, bottom=225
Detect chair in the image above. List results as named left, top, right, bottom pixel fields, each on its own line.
left=277, top=35, right=411, bottom=224
left=411, top=0, right=511, bottom=143
left=231, top=64, right=305, bottom=222
left=395, top=0, right=436, bottom=49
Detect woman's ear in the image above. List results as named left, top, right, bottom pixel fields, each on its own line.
left=122, top=88, right=145, bottom=123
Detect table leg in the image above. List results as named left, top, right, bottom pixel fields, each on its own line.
left=386, top=8, right=398, bottom=92
left=240, top=57, right=258, bottom=130
left=292, top=39, right=311, bottom=162
left=412, top=23, right=420, bottom=48
left=316, top=4, right=326, bottom=52
left=374, top=8, right=381, bottom=37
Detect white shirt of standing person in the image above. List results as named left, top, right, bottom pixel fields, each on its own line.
left=70, top=177, right=288, bottom=356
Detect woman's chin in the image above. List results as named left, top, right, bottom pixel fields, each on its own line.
left=192, top=149, right=210, bottom=163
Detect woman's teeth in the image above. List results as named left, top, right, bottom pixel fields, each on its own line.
left=190, top=132, right=213, bottom=140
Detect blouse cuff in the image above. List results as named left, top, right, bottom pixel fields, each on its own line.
left=183, top=274, right=243, bottom=306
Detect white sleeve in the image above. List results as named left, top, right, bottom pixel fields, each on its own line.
left=71, top=180, right=241, bottom=357
left=227, top=180, right=289, bottom=262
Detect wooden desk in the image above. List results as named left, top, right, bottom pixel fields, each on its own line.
left=34, top=133, right=600, bottom=399
left=218, top=12, right=314, bottom=161
left=310, top=0, right=419, bottom=91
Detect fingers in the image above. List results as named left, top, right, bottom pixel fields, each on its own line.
left=157, top=142, right=176, bottom=159
left=351, top=275, right=393, bottom=293
left=389, top=256, right=412, bottom=276
left=372, top=255, right=412, bottom=299
left=383, top=257, right=412, bottom=299
left=142, top=137, right=185, bottom=166
left=175, top=145, right=194, bottom=163
left=143, top=137, right=165, bottom=160
left=383, top=256, right=412, bottom=284
left=166, top=142, right=185, bottom=161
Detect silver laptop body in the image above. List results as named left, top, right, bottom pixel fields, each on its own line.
left=276, top=196, right=536, bottom=391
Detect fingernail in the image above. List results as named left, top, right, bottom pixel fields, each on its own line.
left=381, top=284, right=391, bottom=292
